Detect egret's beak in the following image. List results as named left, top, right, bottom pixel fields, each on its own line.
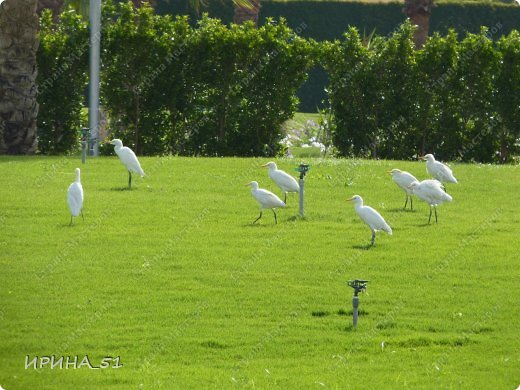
left=260, top=164, right=268, bottom=168
left=386, top=170, right=393, bottom=175
left=244, top=183, right=251, bottom=186
left=346, top=197, right=354, bottom=202
left=420, top=156, right=426, bottom=160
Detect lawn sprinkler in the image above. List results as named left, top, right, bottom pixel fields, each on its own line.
left=295, top=164, right=310, bottom=217
left=347, top=279, right=368, bottom=329
left=81, top=127, right=89, bottom=164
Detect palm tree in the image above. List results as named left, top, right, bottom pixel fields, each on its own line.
left=0, top=0, right=39, bottom=154
left=403, top=0, right=434, bottom=49
left=233, top=0, right=260, bottom=25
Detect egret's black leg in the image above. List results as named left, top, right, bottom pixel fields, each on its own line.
left=403, top=196, right=408, bottom=210
left=428, top=206, right=432, bottom=224
left=434, top=206, right=438, bottom=223
left=272, top=209, right=278, bottom=224
left=410, top=196, right=413, bottom=211
left=370, top=230, right=376, bottom=246
left=128, top=171, right=132, bottom=189
left=81, top=211, right=84, bottom=222
left=284, top=193, right=287, bottom=204
left=70, top=216, right=73, bottom=226
left=253, top=211, right=263, bottom=224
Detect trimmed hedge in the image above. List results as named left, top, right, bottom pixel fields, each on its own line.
left=156, top=0, right=520, bottom=39
left=37, top=3, right=520, bottom=162
left=37, top=9, right=88, bottom=154
left=100, top=1, right=314, bottom=156
left=321, top=21, right=520, bottom=162
left=155, top=0, right=520, bottom=111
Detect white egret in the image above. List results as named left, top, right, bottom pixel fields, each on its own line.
left=388, top=169, right=419, bottom=210
left=348, top=195, right=392, bottom=246
left=422, top=154, right=457, bottom=190
left=261, top=161, right=300, bottom=204
left=67, top=168, right=84, bottom=225
left=110, top=139, right=145, bottom=189
left=409, top=179, right=452, bottom=224
left=246, top=181, right=286, bottom=224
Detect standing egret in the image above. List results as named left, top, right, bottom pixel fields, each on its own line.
left=246, top=181, right=286, bottom=224
left=348, top=195, right=392, bottom=246
left=388, top=169, right=419, bottom=210
left=67, top=168, right=84, bottom=225
left=409, top=179, right=452, bottom=224
left=422, top=154, right=457, bottom=190
left=110, top=139, right=145, bottom=189
left=261, top=162, right=299, bottom=204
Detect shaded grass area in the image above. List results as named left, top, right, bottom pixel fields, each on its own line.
left=0, top=156, right=519, bottom=388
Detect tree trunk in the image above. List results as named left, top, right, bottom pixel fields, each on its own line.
left=403, top=0, right=434, bottom=49
left=0, top=0, right=39, bottom=154
left=233, top=0, right=261, bottom=25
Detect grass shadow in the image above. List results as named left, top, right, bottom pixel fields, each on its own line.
left=417, top=223, right=434, bottom=228
left=242, top=222, right=275, bottom=227
left=57, top=219, right=86, bottom=228
left=352, top=244, right=373, bottom=250
left=387, top=207, right=416, bottom=213
left=287, top=215, right=305, bottom=222
left=109, top=186, right=132, bottom=192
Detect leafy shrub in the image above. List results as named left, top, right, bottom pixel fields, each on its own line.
left=101, top=1, right=314, bottom=156
left=322, top=21, right=520, bottom=162
left=37, top=9, right=88, bottom=154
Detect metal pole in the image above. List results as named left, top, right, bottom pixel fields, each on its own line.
left=352, top=294, right=359, bottom=329
left=299, top=177, right=304, bottom=217
left=88, top=0, right=101, bottom=156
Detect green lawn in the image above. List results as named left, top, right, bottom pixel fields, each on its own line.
left=0, top=156, right=519, bottom=388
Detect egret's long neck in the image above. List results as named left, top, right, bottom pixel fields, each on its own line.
left=75, top=171, right=81, bottom=182
left=354, top=200, right=363, bottom=210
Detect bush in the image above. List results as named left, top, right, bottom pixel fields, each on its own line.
left=155, top=0, right=520, bottom=111
left=101, top=1, right=314, bottom=156
left=322, top=22, right=520, bottom=162
left=37, top=9, right=88, bottom=154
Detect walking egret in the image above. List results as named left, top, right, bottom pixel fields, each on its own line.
left=422, top=154, right=457, bottom=190
left=388, top=169, right=419, bottom=210
left=110, top=139, right=145, bottom=189
left=409, top=179, right=452, bottom=223
left=261, top=162, right=299, bottom=204
left=348, top=195, right=392, bottom=246
left=246, top=181, right=286, bottom=224
left=67, top=168, right=84, bottom=225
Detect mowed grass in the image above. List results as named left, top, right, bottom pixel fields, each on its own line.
left=0, top=156, right=519, bottom=389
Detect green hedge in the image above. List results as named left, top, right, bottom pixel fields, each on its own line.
left=156, top=0, right=520, bottom=39
left=37, top=3, right=520, bottom=161
left=37, top=9, right=88, bottom=154
left=155, top=0, right=520, bottom=111
left=321, top=21, right=520, bottom=163
left=104, top=2, right=313, bottom=156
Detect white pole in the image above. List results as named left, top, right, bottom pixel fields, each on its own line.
left=89, top=0, right=101, bottom=156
